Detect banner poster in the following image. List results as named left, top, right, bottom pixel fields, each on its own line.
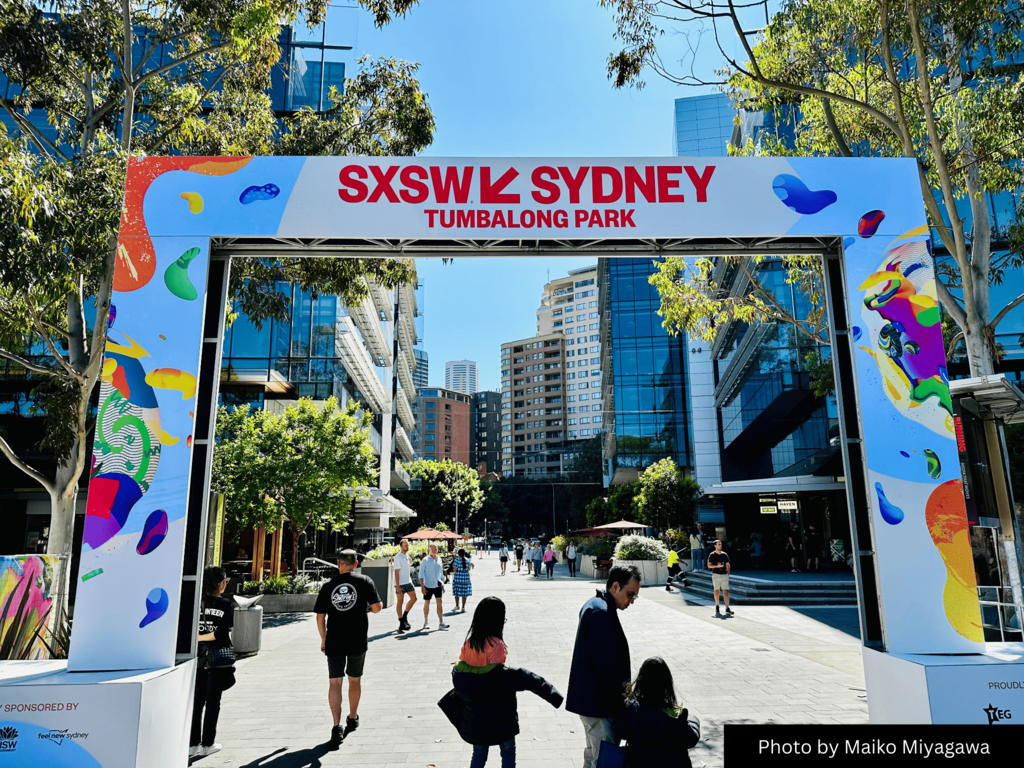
left=0, top=556, right=61, bottom=660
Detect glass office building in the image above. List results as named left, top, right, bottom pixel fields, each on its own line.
left=598, top=258, right=692, bottom=485
left=673, top=94, right=735, bottom=157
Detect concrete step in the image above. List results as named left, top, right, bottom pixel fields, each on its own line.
left=673, top=582, right=858, bottom=606
left=676, top=572, right=859, bottom=606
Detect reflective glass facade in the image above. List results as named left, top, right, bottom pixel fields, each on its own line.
left=600, top=258, right=691, bottom=480
left=673, top=94, right=735, bottom=157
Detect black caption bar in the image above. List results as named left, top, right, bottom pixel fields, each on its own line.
left=725, top=725, right=1023, bottom=766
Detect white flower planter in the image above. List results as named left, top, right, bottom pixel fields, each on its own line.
left=613, top=558, right=668, bottom=586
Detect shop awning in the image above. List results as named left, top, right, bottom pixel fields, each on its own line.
left=701, top=475, right=845, bottom=497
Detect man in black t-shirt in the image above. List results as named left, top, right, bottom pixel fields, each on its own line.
left=805, top=525, right=823, bottom=573
left=707, top=539, right=733, bottom=617
left=315, top=549, right=382, bottom=749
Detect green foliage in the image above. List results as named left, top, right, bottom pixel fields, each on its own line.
left=240, top=575, right=321, bottom=595
left=660, top=528, right=689, bottom=553
left=550, top=535, right=567, bottom=552
left=395, top=459, right=484, bottom=532
left=602, top=0, right=1024, bottom=376
left=365, top=543, right=400, bottom=560
left=635, top=458, right=700, bottom=529
left=581, top=535, right=616, bottom=558
left=614, top=534, right=669, bottom=562
left=585, top=496, right=613, bottom=527
left=803, top=350, right=837, bottom=399
left=213, top=397, right=378, bottom=567
left=609, top=481, right=641, bottom=521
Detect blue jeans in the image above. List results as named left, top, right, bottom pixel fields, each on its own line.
left=533, top=559, right=542, bottom=576
left=471, top=737, right=515, bottom=768
left=692, top=548, right=704, bottom=572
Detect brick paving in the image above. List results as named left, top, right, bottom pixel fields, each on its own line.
left=192, top=557, right=868, bottom=768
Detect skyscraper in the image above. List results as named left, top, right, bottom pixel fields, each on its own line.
left=445, top=360, right=478, bottom=395
left=413, top=349, right=429, bottom=390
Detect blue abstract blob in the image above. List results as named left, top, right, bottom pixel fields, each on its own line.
left=900, top=451, right=910, bottom=458
left=771, top=174, right=838, bottom=214
left=858, top=210, right=886, bottom=237
left=107, top=304, right=116, bottom=329
left=239, top=184, right=280, bottom=205
left=843, top=237, right=856, bottom=251
left=852, top=326, right=863, bottom=341
left=137, top=509, right=168, bottom=555
left=875, top=482, right=905, bottom=525
left=140, top=587, right=169, bottom=628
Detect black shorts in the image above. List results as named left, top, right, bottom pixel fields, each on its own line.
left=422, top=585, right=443, bottom=600
left=397, top=582, right=415, bottom=594
left=500, top=556, right=508, bottom=562
left=327, top=652, right=366, bottom=679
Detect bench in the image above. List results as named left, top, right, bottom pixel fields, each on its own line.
left=595, top=557, right=612, bottom=580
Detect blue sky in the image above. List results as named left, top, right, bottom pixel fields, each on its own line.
left=354, top=0, right=741, bottom=391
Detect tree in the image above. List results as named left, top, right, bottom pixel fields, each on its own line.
left=586, top=496, right=614, bottom=527
left=603, top=0, right=1024, bottom=377
left=0, top=0, right=432, bottom=599
left=634, top=457, right=700, bottom=529
left=474, top=479, right=510, bottom=536
left=397, top=459, right=484, bottom=534
left=213, top=397, right=377, bottom=572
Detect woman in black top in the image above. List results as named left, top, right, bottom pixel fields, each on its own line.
left=190, top=566, right=234, bottom=758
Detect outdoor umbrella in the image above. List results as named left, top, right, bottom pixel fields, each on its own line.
left=402, top=529, right=442, bottom=540
left=592, top=520, right=646, bottom=531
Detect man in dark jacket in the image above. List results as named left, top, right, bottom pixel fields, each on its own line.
left=566, top=564, right=641, bottom=768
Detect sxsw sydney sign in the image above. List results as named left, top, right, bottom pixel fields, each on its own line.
left=337, top=163, right=717, bottom=230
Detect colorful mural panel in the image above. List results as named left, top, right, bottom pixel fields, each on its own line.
left=0, top=556, right=60, bottom=660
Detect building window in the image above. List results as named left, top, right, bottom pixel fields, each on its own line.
left=580, top=429, right=591, bottom=436
left=593, top=415, right=602, bottom=423
left=426, top=402, right=435, bottom=409
left=579, top=393, right=589, bottom=400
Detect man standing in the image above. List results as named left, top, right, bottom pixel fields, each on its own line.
left=514, top=539, right=525, bottom=571
left=689, top=527, right=705, bottom=573
left=805, top=524, right=822, bottom=573
left=394, top=539, right=417, bottom=633
left=531, top=540, right=544, bottom=579
left=566, top=541, right=577, bottom=577
left=419, top=544, right=449, bottom=630
left=707, top=539, right=733, bottom=617
left=315, top=550, right=382, bottom=749
left=566, top=565, right=641, bottom=768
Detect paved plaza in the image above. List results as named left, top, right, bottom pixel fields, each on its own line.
left=193, top=558, right=869, bottom=768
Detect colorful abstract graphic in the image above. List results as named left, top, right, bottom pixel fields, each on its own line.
left=924, top=448, right=942, bottom=479
left=875, top=482, right=905, bottom=525
left=163, top=246, right=201, bottom=300
left=858, top=209, right=886, bottom=237
left=180, top=191, right=204, bottom=213
left=239, top=183, right=280, bottom=204
left=0, top=556, right=58, bottom=660
left=139, top=587, right=169, bottom=628
left=137, top=510, right=169, bottom=555
left=926, top=480, right=984, bottom=642
left=771, top=174, right=838, bottom=214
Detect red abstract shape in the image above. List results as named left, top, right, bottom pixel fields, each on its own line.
left=110, top=365, right=130, bottom=399
left=115, top=157, right=253, bottom=292
left=86, top=476, right=120, bottom=520
left=858, top=210, right=886, bottom=238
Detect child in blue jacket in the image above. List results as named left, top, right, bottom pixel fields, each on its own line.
left=613, top=657, right=701, bottom=768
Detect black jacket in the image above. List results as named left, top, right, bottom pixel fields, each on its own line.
left=449, top=663, right=563, bottom=746
left=566, top=590, right=630, bottom=718
left=613, top=701, right=701, bottom=768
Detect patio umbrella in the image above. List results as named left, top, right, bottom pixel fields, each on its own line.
left=402, top=529, right=442, bottom=540
left=592, top=520, right=646, bottom=531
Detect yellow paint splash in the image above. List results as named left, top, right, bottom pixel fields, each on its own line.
left=180, top=192, right=204, bottom=214
left=160, top=430, right=180, bottom=446
left=116, top=243, right=138, bottom=281
left=106, top=332, right=150, bottom=358
left=145, top=368, right=198, bottom=399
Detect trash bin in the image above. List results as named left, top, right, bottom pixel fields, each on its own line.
left=232, top=594, right=264, bottom=656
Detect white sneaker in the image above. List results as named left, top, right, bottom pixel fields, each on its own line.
left=438, top=622, right=449, bottom=629
left=423, top=620, right=429, bottom=630
left=188, top=746, right=200, bottom=758
left=200, top=744, right=222, bottom=757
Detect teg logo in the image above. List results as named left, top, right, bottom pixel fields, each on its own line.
left=983, top=703, right=1012, bottom=725
left=0, top=725, right=18, bottom=751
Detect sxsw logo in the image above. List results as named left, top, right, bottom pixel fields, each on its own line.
left=0, top=725, right=18, bottom=751
left=983, top=703, right=1012, bottom=725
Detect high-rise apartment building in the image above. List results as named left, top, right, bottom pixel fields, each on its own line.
left=471, top=391, right=502, bottom=476
left=536, top=265, right=599, bottom=336
left=413, top=349, right=429, bottom=390
left=500, top=334, right=567, bottom=476
left=417, top=388, right=472, bottom=466
left=445, top=360, right=478, bottom=394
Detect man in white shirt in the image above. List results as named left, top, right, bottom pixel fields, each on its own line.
left=393, top=539, right=417, bottom=633
left=566, top=542, right=578, bottom=577
left=418, top=544, right=449, bottom=630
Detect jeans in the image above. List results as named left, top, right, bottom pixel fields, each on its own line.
left=533, top=559, right=542, bottom=577
left=471, top=737, right=515, bottom=768
left=545, top=560, right=555, bottom=577
left=579, top=715, right=616, bottom=768
left=190, top=667, right=223, bottom=747
left=692, top=548, right=704, bottom=572
left=567, top=557, right=576, bottom=577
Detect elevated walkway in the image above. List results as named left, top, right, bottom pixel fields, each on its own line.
left=676, top=569, right=857, bottom=606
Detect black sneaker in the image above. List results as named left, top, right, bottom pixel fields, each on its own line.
left=345, top=715, right=359, bottom=733
left=329, top=725, right=344, bottom=750
left=715, top=606, right=721, bottom=616
left=726, top=607, right=734, bottom=615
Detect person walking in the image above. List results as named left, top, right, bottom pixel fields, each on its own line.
left=189, top=566, right=235, bottom=758
left=566, top=541, right=577, bottom=578
left=612, top=657, right=701, bottom=768
left=499, top=541, right=509, bottom=575
left=805, top=524, right=823, bottom=573
left=786, top=524, right=801, bottom=573
left=707, top=540, right=732, bottom=617
left=315, top=549, right=383, bottom=749
left=444, top=597, right=564, bottom=768
left=531, top=541, right=543, bottom=579
left=514, top=540, right=524, bottom=571
left=688, top=528, right=704, bottom=573
left=451, top=547, right=474, bottom=613
left=666, top=548, right=682, bottom=591
left=567, top=565, right=641, bottom=768
left=394, top=538, right=417, bottom=633
left=525, top=541, right=534, bottom=575
left=543, top=543, right=556, bottom=578
left=419, top=544, right=450, bottom=631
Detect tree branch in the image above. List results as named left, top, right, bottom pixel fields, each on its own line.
left=133, top=40, right=232, bottom=88
left=821, top=98, right=853, bottom=157
left=27, top=302, right=79, bottom=381
left=0, top=432, right=55, bottom=495
left=146, top=67, right=227, bottom=153
left=936, top=279, right=967, bottom=330
left=989, top=292, right=1024, bottom=331
left=0, top=348, right=60, bottom=376
left=0, top=97, right=69, bottom=160
left=946, top=331, right=964, bottom=360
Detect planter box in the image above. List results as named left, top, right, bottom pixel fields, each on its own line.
left=613, top=558, right=668, bottom=586
left=580, top=555, right=597, bottom=578
left=258, top=593, right=319, bottom=613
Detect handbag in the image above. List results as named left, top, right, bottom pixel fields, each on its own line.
left=595, top=741, right=626, bottom=768
left=437, top=688, right=464, bottom=730
left=205, top=645, right=236, bottom=669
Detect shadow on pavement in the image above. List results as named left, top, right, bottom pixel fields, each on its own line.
left=793, top=607, right=862, bottom=639
left=261, top=613, right=311, bottom=629
left=237, top=744, right=333, bottom=768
